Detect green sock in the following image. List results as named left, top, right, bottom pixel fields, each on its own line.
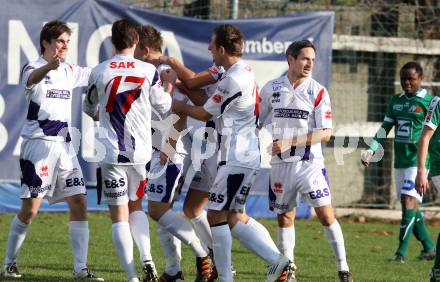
left=435, top=234, right=440, bottom=269
left=413, top=210, right=434, bottom=251
left=396, top=209, right=416, bottom=257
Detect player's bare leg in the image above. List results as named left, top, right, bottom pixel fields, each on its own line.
left=315, top=205, right=352, bottom=282
left=227, top=211, right=292, bottom=282
left=149, top=201, right=211, bottom=281
left=2, top=198, right=42, bottom=278
left=183, top=189, right=212, bottom=248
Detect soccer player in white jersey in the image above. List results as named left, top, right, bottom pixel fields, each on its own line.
left=172, top=24, right=292, bottom=282
left=83, top=20, right=173, bottom=282
left=1, top=20, right=103, bottom=281
left=259, top=40, right=353, bottom=282
left=158, top=55, right=232, bottom=279
left=134, top=25, right=214, bottom=282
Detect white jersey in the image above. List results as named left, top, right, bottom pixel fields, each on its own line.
left=203, top=60, right=260, bottom=169
left=84, top=54, right=172, bottom=165
left=260, top=76, right=332, bottom=164
left=20, top=57, right=91, bottom=142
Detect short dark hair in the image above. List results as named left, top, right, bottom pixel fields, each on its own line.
left=213, top=24, right=243, bottom=57
left=137, top=25, right=163, bottom=53
left=40, top=20, right=71, bottom=54
left=111, top=19, right=138, bottom=51
left=285, top=40, right=316, bottom=59
left=400, top=61, right=423, bottom=77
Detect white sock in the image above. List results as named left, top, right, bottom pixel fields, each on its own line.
left=112, top=222, right=138, bottom=279
left=129, top=211, right=152, bottom=262
left=158, top=225, right=181, bottom=275
left=211, top=223, right=233, bottom=282
left=158, top=210, right=207, bottom=257
left=4, top=215, right=28, bottom=265
left=69, top=221, right=89, bottom=273
left=231, top=218, right=280, bottom=265
left=277, top=225, right=295, bottom=262
left=324, top=220, right=349, bottom=272
left=190, top=210, right=213, bottom=249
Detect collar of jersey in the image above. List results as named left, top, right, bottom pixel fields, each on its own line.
left=283, top=75, right=310, bottom=93
left=226, top=59, right=244, bottom=73
left=399, top=88, right=427, bottom=99
left=113, top=53, right=134, bottom=59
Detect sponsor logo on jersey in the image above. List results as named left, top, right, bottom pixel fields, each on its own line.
left=408, top=105, right=423, bottom=113
left=272, top=92, right=281, bottom=103
left=39, top=165, right=49, bottom=177
left=325, top=110, right=332, bottom=119
left=46, top=89, right=71, bottom=99
left=393, top=104, right=403, bottom=111
left=209, top=66, right=218, bottom=75
left=109, top=61, right=135, bottom=69
left=244, top=65, right=252, bottom=72
left=272, top=82, right=282, bottom=92
left=217, top=86, right=229, bottom=95
left=274, top=108, right=309, bottom=119
left=212, top=94, right=222, bottom=103
left=273, top=182, right=283, bottom=193
left=44, top=75, right=52, bottom=84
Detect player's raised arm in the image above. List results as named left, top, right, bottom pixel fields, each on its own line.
left=24, top=48, right=61, bottom=88
left=159, top=55, right=217, bottom=90
left=175, top=80, right=209, bottom=106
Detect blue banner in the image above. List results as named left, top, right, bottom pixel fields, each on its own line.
left=0, top=0, right=334, bottom=185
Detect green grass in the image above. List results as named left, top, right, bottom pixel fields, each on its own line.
left=0, top=212, right=438, bottom=281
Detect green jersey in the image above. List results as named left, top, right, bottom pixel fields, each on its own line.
left=370, top=88, right=432, bottom=169
left=424, top=96, right=440, bottom=177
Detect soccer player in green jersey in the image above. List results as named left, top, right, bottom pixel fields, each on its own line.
left=362, top=61, right=435, bottom=262
left=416, top=94, right=440, bottom=281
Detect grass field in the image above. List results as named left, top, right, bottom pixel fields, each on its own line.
left=0, top=212, right=437, bottom=282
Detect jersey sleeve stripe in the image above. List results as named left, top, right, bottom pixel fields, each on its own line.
left=425, top=122, right=437, bottom=131
left=86, top=84, right=96, bottom=104
left=152, top=70, right=159, bottom=85
left=314, top=88, right=325, bottom=107
left=220, top=92, right=242, bottom=114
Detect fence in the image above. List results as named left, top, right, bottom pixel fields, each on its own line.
left=123, top=0, right=440, bottom=208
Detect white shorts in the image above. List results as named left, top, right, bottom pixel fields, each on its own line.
left=189, top=152, right=218, bottom=192
left=269, top=161, right=332, bottom=213
left=147, top=150, right=190, bottom=203
left=98, top=163, right=147, bottom=205
left=395, top=167, right=423, bottom=203
left=19, top=139, right=86, bottom=204
left=208, top=165, right=257, bottom=212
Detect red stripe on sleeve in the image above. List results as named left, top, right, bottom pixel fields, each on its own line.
left=314, top=88, right=325, bottom=107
